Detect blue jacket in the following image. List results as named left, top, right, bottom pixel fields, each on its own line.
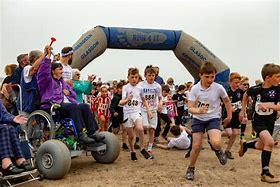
left=0, top=100, right=14, bottom=124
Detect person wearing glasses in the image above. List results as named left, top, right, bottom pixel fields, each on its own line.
left=72, top=69, right=95, bottom=103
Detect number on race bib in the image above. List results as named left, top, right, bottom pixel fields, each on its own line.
left=255, top=102, right=274, bottom=116
left=197, top=101, right=210, bottom=109
left=128, top=99, right=139, bottom=107
left=232, top=101, right=242, bottom=110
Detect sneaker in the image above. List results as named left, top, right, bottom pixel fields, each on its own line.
left=131, top=152, right=137, bottom=161
left=78, top=132, right=95, bottom=144
left=215, top=150, right=227, bottom=165
left=251, top=133, right=257, bottom=139
left=261, top=172, right=279, bottom=183
left=225, top=150, right=234, bottom=159
left=238, top=140, right=247, bottom=157
left=185, top=150, right=191, bottom=158
left=122, top=143, right=129, bottom=150
left=140, top=149, right=154, bottom=159
left=88, top=132, right=105, bottom=141
left=186, top=167, right=195, bottom=180
left=148, top=150, right=155, bottom=159
left=240, top=134, right=245, bottom=140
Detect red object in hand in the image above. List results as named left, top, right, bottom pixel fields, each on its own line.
left=50, top=37, right=56, bottom=46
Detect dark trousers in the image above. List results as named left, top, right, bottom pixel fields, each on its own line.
left=60, top=103, right=99, bottom=135
left=155, top=113, right=172, bottom=138
left=0, top=124, right=24, bottom=161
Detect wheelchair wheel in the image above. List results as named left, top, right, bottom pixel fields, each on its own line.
left=35, top=140, right=71, bottom=179
left=26, top=110, right=55, bottom=151
left=91, top=132, right=120, bottom=163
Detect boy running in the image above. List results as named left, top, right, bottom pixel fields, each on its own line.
left=239, top=63, right=280, bottom=183
left=139, top=65, right=162, bottom=154
left=119, top=68, right=153, bottom=161
left=186, top=61, right=232, bottom=180
left=223, top=72, right=244, bottom=159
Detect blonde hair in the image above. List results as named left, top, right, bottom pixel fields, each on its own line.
left=4, top=64, right=17, bottom=76
left=240, top=76, right=249, bottom=84
left=229, top=72, right=241, bottom=82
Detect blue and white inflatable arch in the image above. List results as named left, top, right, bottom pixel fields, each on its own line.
left=72, top=26, right=230, bottom=86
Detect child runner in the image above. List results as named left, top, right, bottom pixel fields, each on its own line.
left=139, top=65, right=163, bottom=155
left=95, top=86, right=111, bottom=131
left=223, top=72, right=243, bottom=159
left=119, top=67, right=153, bottom=161
left=110, top=82, right=129, bottom=150
left=156, top=125, right=192, bottom=150
left=238, top=63, right=280, bottom=183
left=186, top=61, right=232, bottom=180
left=159, top=85, right=174, bottom=139
left=172, top=85, right=187, bottom=126
left=239, top=76, right=256, bottom=139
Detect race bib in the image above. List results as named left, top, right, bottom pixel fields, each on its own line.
left=100, top=103, right=108, bottom=110
left=128, top=99, right=139, bottom=107
left=232, top=101, right=242, bottom=110
left=255, top=102, right=274, bottom=115
left=197, top=100, right=210, bottom=109
left=177, top=100, right=184, bottom=107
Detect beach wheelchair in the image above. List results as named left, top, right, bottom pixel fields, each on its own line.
left=25, top=101, right=120, bottom=180
left=12, top=84, right=120, bottom=180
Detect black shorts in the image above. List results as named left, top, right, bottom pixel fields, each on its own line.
left=224, top=115, right=240, bottom=129
left=252, top=121, right=275, bottom=137
left=191, top=118, right=221, bottom=133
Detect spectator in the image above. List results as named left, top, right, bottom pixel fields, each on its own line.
left=11, top=54, right=29, bottom=85
left=154, top=66, right=165, bottom=85
left=0, top=100, right=33, bottom=176
left=72, top=69, right=95, bottom=103
left=18, top=47, right=48, bottom=114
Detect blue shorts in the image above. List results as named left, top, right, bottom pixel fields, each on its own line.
left=191, top=118, right=221, bottom=133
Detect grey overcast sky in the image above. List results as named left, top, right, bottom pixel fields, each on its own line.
left=0, top=0, right=279, bottom=85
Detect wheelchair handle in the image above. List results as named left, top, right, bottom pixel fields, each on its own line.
left=10, top=84, right=22, bottom=113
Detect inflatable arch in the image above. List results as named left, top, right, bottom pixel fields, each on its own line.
left=72, top=26, right=230, bottom=86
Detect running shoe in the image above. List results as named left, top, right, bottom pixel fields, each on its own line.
left=225, top=150, right=234, bottom=159
left=122, top=143, right=129, bottom=150
left=238, top=140, right=247, bottom=157
left=131, top=152, right=137, bottom=161
left=215, top=150, right=227, bottom=165
left=261, top=172, right=279, bottom=183
left=251, top=133, right=257, bottom=139
left=186, top=167, right=195, bottom=180
left=140, top=149, right=154, bottom=159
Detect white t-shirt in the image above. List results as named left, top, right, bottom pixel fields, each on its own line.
left=139, top=80, right=162, bottom=112
left=61, top=62, right=72, bottom=81
left=23, top=65, right=33, bottom=83
left=122, top=83, right=143, bottom=114
left=188, top=81, right=228, bottom=121
left=168, top=130, right=190, bottom=149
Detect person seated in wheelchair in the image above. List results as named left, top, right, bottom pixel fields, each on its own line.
left=0, top=100, right=34, bottom=176
left=36, top=46, right=104, bottom=144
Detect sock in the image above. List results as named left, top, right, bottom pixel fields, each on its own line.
left=147, top=143, right=153, bottom=151
left=246, top=141, right=256, bottom=149
left=240, top=123, right=246, bottom=134
left=261, top=150, right=272, bottom=174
